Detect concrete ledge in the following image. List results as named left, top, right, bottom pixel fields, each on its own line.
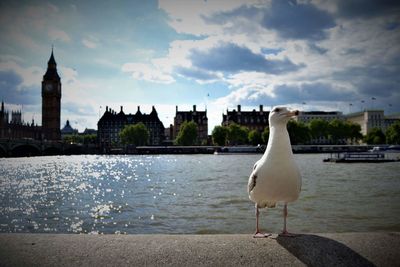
left=1, top=233, right=399, bottom=266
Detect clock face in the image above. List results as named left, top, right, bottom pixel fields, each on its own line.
left=45, top=84, right=53, bottom=92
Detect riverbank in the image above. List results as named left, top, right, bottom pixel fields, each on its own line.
left=0, top=233, right=399, bottom=266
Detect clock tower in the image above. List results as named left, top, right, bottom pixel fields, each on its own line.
left=42, top=49, right=61, bottom=140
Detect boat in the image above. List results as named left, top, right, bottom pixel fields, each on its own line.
left=323, top=152, right=400, bottom=163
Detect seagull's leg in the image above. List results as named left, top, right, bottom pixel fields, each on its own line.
left=279, top=203, right=296, bottom=237
left=253, top=204, right=270, bottom=238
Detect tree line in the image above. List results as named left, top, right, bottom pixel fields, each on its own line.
left=116, top=119, right=400, bottom=146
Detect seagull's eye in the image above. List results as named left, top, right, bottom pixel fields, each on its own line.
left=274, top=108, right=280, bottom=112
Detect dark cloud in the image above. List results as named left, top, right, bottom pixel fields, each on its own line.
left=174, top=66, right=219, bottom=81
left=261, top=47, right=283, bottom=55
left=341, top=48, right=364, bottom=55
left=308, top=43, right=328, bottom=55
left=336, top=0, right=400, bottom=18
left=333, top=64, right=400, bottom=98
left=273, top=83, right=355, bottom=103
left=202, top=5, right=259, bottom=25
left=385, top=21, right=400, bottom=30
left=204, top=0, right=335, bottom=41
left=261, top=0, right=336, bottom=40
left=0, top=70, right=40, bottom=105
left=189, top=42, right=304, bottom=75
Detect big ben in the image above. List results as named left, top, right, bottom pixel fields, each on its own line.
left=42, top=50, right=61, bottom=140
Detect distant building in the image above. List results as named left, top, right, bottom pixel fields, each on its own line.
left=222, top=105, right=269, bottom=132
left=82, top=128, right=97, bottom=135
left=295, top=111, right=343, bottom=124
left=346, top=110, right=400, bottom=135
left=0, top=50, right=61, bottom=141
left=173, top=105, right=208, bottom=144
left=295, top=111, right=343, bottom=144
left=0, top=101, right=42, bottom=140
left=163, top=124, right=174, bottom=145
left=97, top=105, right=165, bottom=148
left=61, top=120, right=78, bottom=136
left=42, top=50, right=61, bottom=140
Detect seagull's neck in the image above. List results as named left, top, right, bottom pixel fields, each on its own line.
left=262, top=124, right=293, bottom=160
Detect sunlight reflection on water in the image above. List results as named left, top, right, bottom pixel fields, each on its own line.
left=0, top=154, right=399, bottom=234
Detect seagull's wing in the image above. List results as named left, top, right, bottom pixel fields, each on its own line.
left=247, top=172, right=257, bottom=194
left=248, top=160, right=260, bottom=194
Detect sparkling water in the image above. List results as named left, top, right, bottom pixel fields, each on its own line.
left=0, top=154, right=399, bottom=234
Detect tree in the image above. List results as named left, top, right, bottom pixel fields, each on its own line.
left=120, top=123, right=149, bottom=146
left=328, top=119, right=347, bottom=144
left=287, top=120, right=310, bottom=145
left=248, top=130, right=262, bottom=146
left=83, top=134, right=97, bottom=144
left=386, top=121, right=400, bottom=144
left=346, top=121, right=362, bottom=144
left=262, top=127, right=270, bottom=144
left=309, top=119, right=329, bottom=140
left=63, top=134, right=83, bottom=144
left=227, top=123, right=249, bottom=145
left=212, top=126, right=228, bottom=146
left=175, top=121, right=198, bottom=145
left=363, top=127, right=386, bottom=144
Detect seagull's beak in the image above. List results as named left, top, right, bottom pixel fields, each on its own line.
left=286, top=110, right=299, bottom=117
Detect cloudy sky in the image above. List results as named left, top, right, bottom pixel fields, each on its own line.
left=0, top=0, right=399, bottom=132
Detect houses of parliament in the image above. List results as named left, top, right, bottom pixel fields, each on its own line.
left=0, top=50, right=61, bottom=141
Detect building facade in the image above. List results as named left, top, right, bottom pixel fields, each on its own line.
left=222, top=105, right=269, bottom=132
left=295, top=111, right=343, bottom=124
left=295, top=111, right=344, bottom=144
left=0, top=102, right=42, bottom=140
left=346, top=110, right=400, bottom=135
left=98, top=106, right=165, bottom=148
left=173, top=105, right=208, bottom=144
left=1, top=51, right=61, bottom=141
left=42, top=50, right=61, bottom=140
left=61, top=120, right=78, bottom=136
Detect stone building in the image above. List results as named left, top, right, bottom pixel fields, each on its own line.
left=346, top=110, right=400, bottom=135
left=42, top=50, right=61, bottom=140
left=294, top=111, right=343, bottom=144
left=61, top=120, right=78, bottom=136
left=0, top=101, right=42, bottom=140
left=222, top=105, right=269, bottom=132
left=97, top=106, right=165, bottom=148
left=0, top=50, right=61, bottom=141
left=173, top=105, right=208, bottom=144
left=295, top=111, right=343, bottom=124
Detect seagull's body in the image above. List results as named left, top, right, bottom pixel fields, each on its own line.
left=248, top=106, right=301, bottom=237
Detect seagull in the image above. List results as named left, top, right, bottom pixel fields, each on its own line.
left=248, top=106, right=301, bottom=238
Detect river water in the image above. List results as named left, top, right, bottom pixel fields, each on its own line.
left=0, top=154, right=399, bottom=234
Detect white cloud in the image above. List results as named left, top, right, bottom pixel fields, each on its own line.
left=121, top=62, right=175, bottom=84
left=159, top=0, right=262, bottom=36
left=82, top=38, right=98, bottom=49
left=0, top=60, right=43, bottom=88
left=48, top=28, right=71, bottom=42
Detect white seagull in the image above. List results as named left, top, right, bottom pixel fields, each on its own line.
left=248, top=106, right=301, bottom=238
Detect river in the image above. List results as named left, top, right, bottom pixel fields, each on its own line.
left=0, top=154, right=399, bottom=234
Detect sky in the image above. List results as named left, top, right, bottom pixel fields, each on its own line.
left=0, top=0, right=399, bottom=133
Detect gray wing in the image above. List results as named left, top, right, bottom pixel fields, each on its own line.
left=247, top=172, right=257, bottom=194
left=248, top=161, right=260, bottom=194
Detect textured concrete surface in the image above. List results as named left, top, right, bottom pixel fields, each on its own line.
left=0, top=233, right=399, bottom=266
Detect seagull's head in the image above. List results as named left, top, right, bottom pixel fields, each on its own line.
left=269, top=106, right=299, bottom=126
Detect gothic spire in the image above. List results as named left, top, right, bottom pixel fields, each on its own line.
left=44, top=48, right=60, bottom=81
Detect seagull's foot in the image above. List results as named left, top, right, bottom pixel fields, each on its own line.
left=253, top=232, right=271, bottom=238
left=278, top=230, right=298, bottom=237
